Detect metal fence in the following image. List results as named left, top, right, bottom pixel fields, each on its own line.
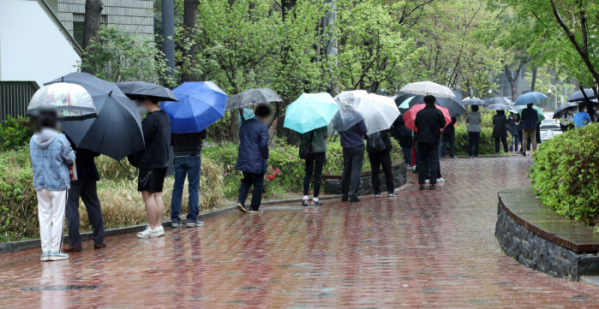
left=0, top=82, right=39, bottom=122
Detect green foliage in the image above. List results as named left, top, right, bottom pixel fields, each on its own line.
left=79, top=26, right=175, bottom=86
left=0, top=116, right=33, bottom=150
left=454, top=126, right=496, bottom=155
left=530, top=124, right=599, bottom=223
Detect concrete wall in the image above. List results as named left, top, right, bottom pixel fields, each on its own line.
left=56, top=0, right=154, bottom=39
left=0, top=0, right=80, bottom=86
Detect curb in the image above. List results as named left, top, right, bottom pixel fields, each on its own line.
left=0, top=195, right=342, bottom=255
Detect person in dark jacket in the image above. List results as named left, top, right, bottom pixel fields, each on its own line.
left=170, top=129, right=207, bottom=228
left=508, top=112, right=520, bottom=152
left=492, top=110, right=509, bottom=156
left=300, top=126, right=327, bottom=206
left=130, top=97, right=171, bottom=238
left=466, top=105, right=482, bottom=158
left=415, top=95, right=446, bottom=190
left=392, top=116, right=413, bottom=166
left=235, top=105, right=271, bottom=213
left=367, top=130, right=396, bottom=198
left=339, top=119, right=368, bottom=202
left=440, top=117, right=456, bottom=159
left=63, top=147, right=106, bottom=252
left=520, top=103, right=538, bottom=156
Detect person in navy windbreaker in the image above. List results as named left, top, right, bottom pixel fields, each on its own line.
left=235, top=104, right=271, bottom=213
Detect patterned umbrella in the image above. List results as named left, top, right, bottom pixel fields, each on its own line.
left=225, top=88, right=283, bottom=111
left=27, top=83, right=97, bottom=120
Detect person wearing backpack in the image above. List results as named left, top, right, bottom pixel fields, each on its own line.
left=300, top=126, right=328, bottom=206
left=367, top=130, right=396, bottom=198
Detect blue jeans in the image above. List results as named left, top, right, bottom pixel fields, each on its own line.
left=171, top=156, right=201, bottom=221
left=401, top=147, right=412, bottom=166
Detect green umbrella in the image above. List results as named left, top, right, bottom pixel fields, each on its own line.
left=518, top=105, right=545, bottom=124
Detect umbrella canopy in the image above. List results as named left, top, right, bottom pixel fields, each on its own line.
left=436, top=97, right=466, bottom=118
left=225, top=88, right=283, bottom=111
left=393, top=92, right=414, bottom=106
left=329, top=100, right=365, bottom=132
left=400, top=81, right=456, bottom=98
left=517, top=105, right=545, bottom=124
left=402, top=104, right=451, bottom=132
left=552, top=103, right=578, bottom=119
left=514, top=91, right=547, bottom=106
left=117, top=81, right=178, bottom=102
left=483, top=97, right=512, bottom=106
left=352, top=93, right=400, bottom=134
left=486, top=103, right=518, bottom=113
left=46, top=73, right=144, bottom=161
left=283, top=93, right=339, bottom=134
left=398, top=95, right=424, bottom=111
left=162, top=82, right=228, bottom=133
left=568, top=89, right=596, bottom=102
left=463, top=98, right=485, bottom=106
left=27, top=83, right=97, bottom=120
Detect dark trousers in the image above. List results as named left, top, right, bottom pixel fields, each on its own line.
left=66, top=180, right=105, bottom=246
left=368, top=151, right=395, bottom=194
left=510, top=134, right=519, bottom=151
left=440, top=134, right=455, bottom=158
left=494, top=137, right=508, bottom=153
left=304, top=152, right=325, bottom=197
left=238, top=172, right=265, bottom=210
left=401, top=147, right=412, bottom=166
left=418, top=142, right=439, bottom=185
left=468, top=132, right=480, bottom=156
left=341, top=144, right=365, bottom=197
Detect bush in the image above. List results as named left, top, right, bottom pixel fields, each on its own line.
left=530, top=124, right=599, bottom=223
left=0, top=116, right=33, bottom=150
left=0, top=148, right=224, bottom=242
left=454, top=125, right=498, bottom=155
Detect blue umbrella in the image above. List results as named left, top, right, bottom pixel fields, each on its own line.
left=514, top=91, right=547, bottom=106
left=284, top=93, right=339, bottom=134
left=161, top=82, right=228, bottom=133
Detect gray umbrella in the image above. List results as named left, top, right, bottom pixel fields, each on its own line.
left=486, top=103, right=517, bottom=113
left=463, top=98, right=485, bottom=106
left=117, top=81, right=178, bottom=102
left=225, top=88, right=283, bottom=111
left=46, top=73, right=144, bottom=161
left=484, top=97, right=512, bottom=106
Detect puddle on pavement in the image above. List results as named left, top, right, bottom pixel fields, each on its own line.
left=22, top=285, right=106, bottom=291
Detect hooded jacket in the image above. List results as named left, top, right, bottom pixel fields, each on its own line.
left=29, top=128, right=76, bottom=191
left=235, top=118, right=269, bottom=174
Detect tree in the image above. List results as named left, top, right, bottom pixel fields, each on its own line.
left=181, top=0, right=200, bottom=81
left=82, top=0, right=104, bottom=74
left=504, top=63, right=522, bottom=102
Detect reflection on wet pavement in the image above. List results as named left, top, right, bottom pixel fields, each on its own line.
left=1, top=157, right=599, bottom=308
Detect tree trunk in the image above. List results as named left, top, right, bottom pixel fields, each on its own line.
left=81, top=0, right=103, bottom=74
left=182, top=0, right=200, bottom=82
left=530, top=67, right=538, bottom=92
left=504, top=64, right=522, bottom=102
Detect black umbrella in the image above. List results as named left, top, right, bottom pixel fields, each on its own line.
left=393, top=92, right=413, bottom=106
left=552, top=103, right=578, bottom=119
left=568, top=89, right=596, bottom=102
left=46, top=73, right=144, bottom=161
left=486, top=103, right=518, bottom=113
left=117, top=81, right=178, bottom=102
left=436, top=97, right=467, bottom=118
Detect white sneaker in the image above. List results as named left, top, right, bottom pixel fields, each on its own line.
left=49, top=251, right=69, bottom=261
left=155, top=226, right=165, bottom=236
left=137, top=226, right=163, bottom=238
left=137, top=226, right=151, bottom=237
left=436, top=178, right=445, bottom=183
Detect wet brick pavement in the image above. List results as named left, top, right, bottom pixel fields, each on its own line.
left=2, top=157, right=599, bottom=308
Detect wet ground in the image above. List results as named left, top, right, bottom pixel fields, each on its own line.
left=1, top=157, right=599, bottom=308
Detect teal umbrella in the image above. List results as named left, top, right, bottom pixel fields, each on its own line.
left=284, top=93, right=339, bottom=134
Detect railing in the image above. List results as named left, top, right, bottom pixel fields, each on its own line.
left=28, top=0, right=83, bottom=56
left=0, top=82, right=39, bottom=122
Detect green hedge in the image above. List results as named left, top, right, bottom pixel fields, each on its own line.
left=530, top=124, right=599, bottom=223
left=454, top=126, right=497, bottom=155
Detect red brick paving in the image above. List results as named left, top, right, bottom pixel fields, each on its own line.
left=1, top=157, right=599, bottom=308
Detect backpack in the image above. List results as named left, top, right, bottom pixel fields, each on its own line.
left=367, top=132, right=385, bottom=153
left=299, top=131, right=314, bottom=159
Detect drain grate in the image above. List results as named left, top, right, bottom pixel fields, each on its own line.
left=22, top=285, right=106, bottom=291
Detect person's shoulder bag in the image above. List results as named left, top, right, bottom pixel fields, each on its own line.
left=299, top=131, right=314, bottom=160
left=367, top=132, right=386, bottom=153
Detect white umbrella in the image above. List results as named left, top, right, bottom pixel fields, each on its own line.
left=335, top=91, right=400, bottom=134
left=400, top=81, right=456, bottom=98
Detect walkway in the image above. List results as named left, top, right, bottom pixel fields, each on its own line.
left=1, top=157, right=599, bottom=308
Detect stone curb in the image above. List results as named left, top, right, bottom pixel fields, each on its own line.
left=0, top=195, right=342, bottom=255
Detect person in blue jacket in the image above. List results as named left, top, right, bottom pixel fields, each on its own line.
left=574, top=103, right=592, bottom=128
left=235, top=104, right=271, bottom=213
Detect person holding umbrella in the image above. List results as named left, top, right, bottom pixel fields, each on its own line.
left=129, top=96, right=172, bottom=238
left=235, top=104, right=272, bottom=213
left=492, top=110, right=509, bottom=156
left=339, top=119, right=368, bottom=202
left=466, top=105, right=482, bottom=158
left=508, top=112, right=520, bottom=152
left=367, top=129, right=396, bottom=198
left=520, top=103, right=539, bottom=156
left=391, top=116, right=413, bottom=166
left=300, top=126, right=328, bottom=206
left=440, top=117, right=456, bottom=159
left=415, top=95, right=446, bottom=190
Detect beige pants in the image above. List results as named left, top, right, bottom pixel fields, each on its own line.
left=522, top=128, right=537, bottom=152
left=36, top=189, right=66, bottom=253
